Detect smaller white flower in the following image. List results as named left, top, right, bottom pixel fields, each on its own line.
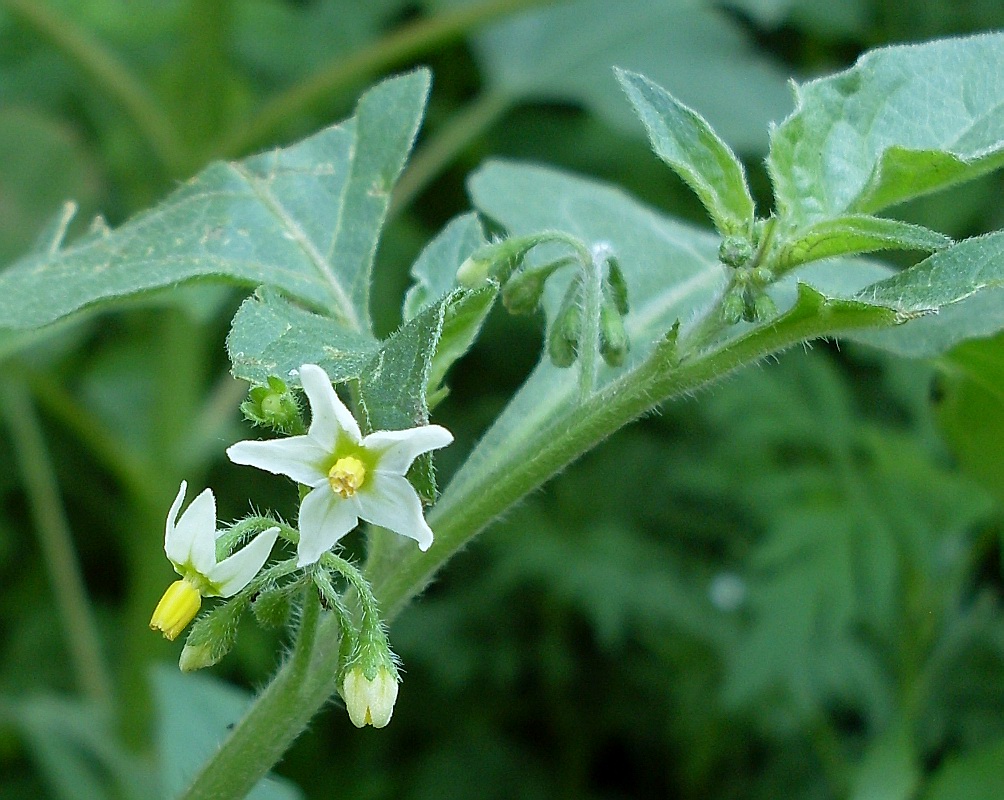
left=227, top=363, right=453, bottom=567
left=150, top=481, right=279, bottom=640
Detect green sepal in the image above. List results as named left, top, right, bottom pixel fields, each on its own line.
left=616, top=68, right=755, bottom=237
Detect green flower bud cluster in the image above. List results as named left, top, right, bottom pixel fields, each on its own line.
left=718, top=221, right=779, bottom=325
left=241, top=376, right=305, bottom=435
left=721, top=264, right=777, bottom=324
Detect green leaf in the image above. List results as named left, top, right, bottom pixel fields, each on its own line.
left=403, top=212, right=497, bottom=405
left=227, top=288, right=379, bottom=386
left=438, top=0, right=791, bottom=150
left=777, top=214, right=951, bottom=270
left=768, top=33, right=1004, bottom=225
left=0, top=108, right=101, bottom=265
left=403, top=212, right=487, bottom=320
left=934, top=332, right=1004, bottom=505
left=856, top=232, right=1004, bottom=312
left=847, top=232, right=1004, bottom=357
left=0, top=69, right=430, bottom=337
left=16, top=696, right=152, bottom=800
left=849, top=720, right=920, bottom=800
left=615, top=68, right=755, bottom=237
left=358, top=301, right=450, bottom=502
left=922, top=737, right=1004, bottom=800
left=153, top=665, right=302, bottom=800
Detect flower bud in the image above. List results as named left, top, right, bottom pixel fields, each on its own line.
left=342, top=665, right=399, bottom=728
left=599, top=294, right=629, bottom=368
left=548, top=276, right=583, bottom=369
left=719, top=235, right=756, bottom=267
left=501, top=257, right=574, bottom=315
left=721, top=289, right=745, bottom=325
left=604, top=257, right=629, bottom=315
left=241, top=376, right=303, bottom=435
left=750, top=292, right=778, bottom=322
left=177, top=598, right=244, bottom=672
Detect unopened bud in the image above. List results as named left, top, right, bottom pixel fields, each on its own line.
left=750, top=292, right=777, bottom=322
left=241, top=376, right=303, bottom=435
left=599, top=294, right=629, bottom=368
left=604, top=257, right=629, bottom=315
left=721, top=289, right=745, bottom=325
left=178, top=599, right=243, bottom=672
left=501, top=257, right=574, bottom=315
left=719, top=235, right=755, bottom=267
left=548, top=276, right=583, bottom=369
left=342, top=665, right=399, bottom=728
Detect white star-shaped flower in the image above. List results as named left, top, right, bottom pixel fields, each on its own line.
left=227, top=363, right=453, bottom=567
left=150, top=481, right=279, bottom=640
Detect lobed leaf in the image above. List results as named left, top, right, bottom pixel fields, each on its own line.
left=767, top=33, right=1004, bottom=225
left=0, top=69, right=430, bottom=338
left=616, top=68, right=755, bottom=237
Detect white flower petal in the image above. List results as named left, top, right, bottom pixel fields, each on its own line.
left=296, top=486, right=360, bottom=567
left=364, top=425, right=454, bottom=475
left=208, top=527, right=280, bottom=597
left=164, top=481, right=188, bottom=555
left=227, top=436, right=329, bottom=486
left=356, top=474, right=434, bottom=551
left=167, top=485, right=218, bottom=574
left=300, top=363, right=361, bottom=447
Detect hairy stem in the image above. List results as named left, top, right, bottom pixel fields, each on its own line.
left=178, top=292, right=889, bottom=799
left=0, top=376, right=113, bottom=706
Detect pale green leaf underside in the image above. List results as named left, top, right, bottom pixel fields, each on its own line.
left=0, top=69, right=430, bottom=336
left=403, top=212, right=486, bottom=321
left=616, top=68, right=755, bottom=236
left=768, top=32, right=1004, bottom=224
left=778, top=214, right=951, bottom=269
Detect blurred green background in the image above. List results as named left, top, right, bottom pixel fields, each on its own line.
left=1, top=1, right=1003, bottom=798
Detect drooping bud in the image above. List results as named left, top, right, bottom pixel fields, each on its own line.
left=604, top=256, right=629, bottom=316
left=749, top=292, right=778, bottom=323
left=599, top=290, right=629, bottom=368
left=501, top=257, right=575, bottom=315
left=342, top=665, right=400, bottom=728
left=177, top=598, right=245, bottom=672
left=548, top=274, right=583, bottom=368
left=252, top=585, right=295, bottom=629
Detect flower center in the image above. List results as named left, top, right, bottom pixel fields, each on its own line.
left=328, top=456, right=366, bottom=498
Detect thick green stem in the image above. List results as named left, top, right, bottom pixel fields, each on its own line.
left=177, top=293, right=889, bottom=800
left=218, top=0, right=556, bottom=157
left=0, top=0, right=185, bottom=172
left=0, top=376, right=113, bottom=706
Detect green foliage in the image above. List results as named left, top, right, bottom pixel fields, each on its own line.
left=2, top=4, right=1004, bottom=800
left=616, top=68, right=755, bottom=238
